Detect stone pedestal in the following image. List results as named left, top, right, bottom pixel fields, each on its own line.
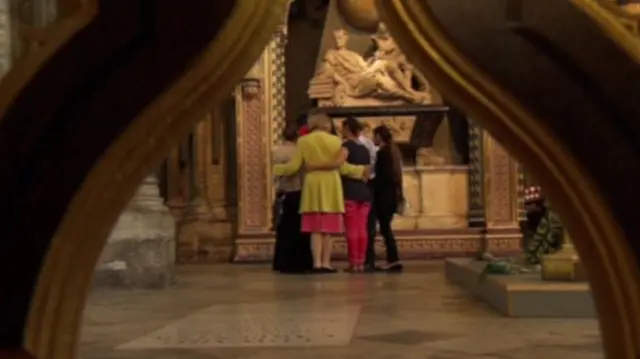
left=394, top=166, right=469, bottom=230
left=541, top=232, right=584, bottom=282
left=445, top=258, right=595, bottom=318
left=95, top=175, right=176, bottom=289
left=165, top=146, right=188, bottom=218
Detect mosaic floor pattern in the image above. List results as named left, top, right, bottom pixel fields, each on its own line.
left=80, top=262, right=603, bottom=359
left=118, top=303, right=360, bottom=348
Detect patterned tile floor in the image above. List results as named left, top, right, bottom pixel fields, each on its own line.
left=80, top=262, right=603, bottom=359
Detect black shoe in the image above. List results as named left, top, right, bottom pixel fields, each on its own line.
left=364, top=265, right=383, bottom=273
left=385, top=263, right=404, bottom=273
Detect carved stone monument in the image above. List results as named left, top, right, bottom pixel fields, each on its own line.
left=309, top=25, right=447, bottom=165
left=309, top=24, right=468, bottom=232
left=310, top=25, right=433, bottom=106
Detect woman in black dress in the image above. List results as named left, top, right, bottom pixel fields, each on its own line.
left=271, top=126, right=313, bottom=273
left=372, top=125, right=404, bottom=272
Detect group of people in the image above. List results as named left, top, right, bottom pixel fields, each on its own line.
left=271, top=112, right=405, bottom=274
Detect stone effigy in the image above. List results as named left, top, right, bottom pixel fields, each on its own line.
left=309, top=24, right=445, bottom=166
left=310, top=24, right=432, bottom=107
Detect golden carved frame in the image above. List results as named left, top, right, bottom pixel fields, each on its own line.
left=376, top=1, right=640, bottom=358
left=2, top=1, right=291, bottom=358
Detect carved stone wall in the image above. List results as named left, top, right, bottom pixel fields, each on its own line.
left=516, top=162, right=526, bottom=222
left=270, top=25, right=287, bottom=144
left=233, top=14, right=291, bottom=261
left=236, top=51, right=271, bottom=235
left=482, top=133, right=522, bottom=253
left=467, top=120, right=485, bottom=227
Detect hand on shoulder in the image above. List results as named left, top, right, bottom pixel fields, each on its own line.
left=362, top=165, right=373, bottom=181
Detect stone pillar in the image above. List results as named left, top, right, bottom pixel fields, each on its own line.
left=165, top=146, right=187, bottom=218
left=183, top=123, right=213, bottom=222
left=236, top=72, right=269, bottom=232
left=233, top=58, right=272, bottom=261
left=175, top=120, right=217, bottom=263
left=0, top=0, right=11, bottom=77
left=482, top=132, right=522, bottom=255
left=233, top=23, right=288, bottom=261
left=269, top=13, right=288, bottom=143
left=516, top=162, right=527, bottom=223
left=204, top=105, right=234, bottom=260
left=208, top=106, right=230, bottom=219
left=95, top=174, right=176, bottom=289
left=467, top=120, right=486, bottom=228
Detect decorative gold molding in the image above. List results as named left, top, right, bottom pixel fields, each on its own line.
left=375, top=0, right=640, bottom=357
left=22, top=1, right=290, bottom=358
left=570, top=0, right=640, bottom=60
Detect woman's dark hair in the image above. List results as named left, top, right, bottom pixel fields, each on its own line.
left=342, top=116, right=363, bottom=136
left=329, top=118, right=338, bottom=135
left=295, top=112, right=308, bottom=127
left=374, top=125, right=403, bottom=187
left=373, top=125, right=393, bottom=144
left=282, top=126, right=299, bottom=142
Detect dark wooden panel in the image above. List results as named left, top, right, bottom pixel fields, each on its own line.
left=0, top=0, right=234, bottom=348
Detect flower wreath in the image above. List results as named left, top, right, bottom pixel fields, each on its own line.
left=523, top=185, right=544, bottom=204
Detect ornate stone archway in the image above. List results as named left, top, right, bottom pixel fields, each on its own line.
left=0, top=1, right=639, bottom=359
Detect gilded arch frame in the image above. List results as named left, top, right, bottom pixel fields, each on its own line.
left=0, top=1, right=637, bottom=359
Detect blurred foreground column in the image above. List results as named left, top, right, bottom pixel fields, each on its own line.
left=95, top=174, right=176, bottom=288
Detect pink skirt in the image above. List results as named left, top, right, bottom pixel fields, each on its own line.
left=301, top=213, right=343, bottom=234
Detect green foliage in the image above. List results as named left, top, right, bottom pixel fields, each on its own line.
left=524, top=210, right=564, bottom=265
left=478, top=260, right=513, bottom=283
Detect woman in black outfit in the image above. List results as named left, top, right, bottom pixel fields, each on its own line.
left=271, top=127, right=313, bottom=274
left=372, top=125, right=404, bottom=272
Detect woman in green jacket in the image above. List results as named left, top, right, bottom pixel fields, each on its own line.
left=273, top=113, right=368, bottom=273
